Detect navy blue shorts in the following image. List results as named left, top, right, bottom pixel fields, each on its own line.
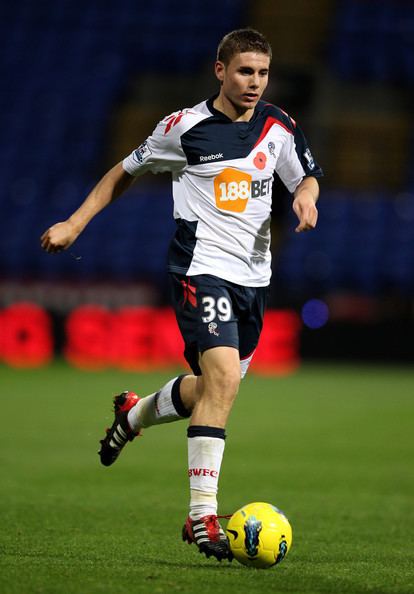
left=169, top=273, right=268, bottom=377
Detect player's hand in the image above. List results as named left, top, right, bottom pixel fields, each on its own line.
left=292, top=194, right=318, bottom=233
left=40, top=220, right=80, bottom=253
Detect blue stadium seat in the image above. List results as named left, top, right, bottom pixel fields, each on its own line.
left=331, top=0, right=414, bottom=83
left=1, top=1, right=412, bottom=297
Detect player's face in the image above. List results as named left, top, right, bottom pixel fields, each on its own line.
left=215, top=52, right=270, bottom=118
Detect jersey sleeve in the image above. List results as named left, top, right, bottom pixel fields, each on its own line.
left=275, top=123, right=323, bottom=194
left=122, top=111, right=190, bottom=176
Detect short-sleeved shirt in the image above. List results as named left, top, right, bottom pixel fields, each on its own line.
left=123, top=96, right=323, bottom=287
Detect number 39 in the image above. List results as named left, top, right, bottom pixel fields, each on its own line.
left=201, top=296, right=232, bottom=323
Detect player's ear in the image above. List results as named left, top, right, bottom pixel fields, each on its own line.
left=215, top=60, right=225, bottom=84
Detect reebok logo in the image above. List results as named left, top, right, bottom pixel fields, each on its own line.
left=188, top=468, right=218, bottom=478
left=200, top=153, right=223, bottom=162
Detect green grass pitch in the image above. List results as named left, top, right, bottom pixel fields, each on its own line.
left=1, top=362, right=413, bottom=594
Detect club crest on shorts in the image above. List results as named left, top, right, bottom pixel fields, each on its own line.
left=208, top=322, right=220, bottom=336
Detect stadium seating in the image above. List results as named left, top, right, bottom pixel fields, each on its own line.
left=331, top=0, right=414, bottom=83
left=0, top=0, right=246, bottom=285
left=275, top=190, right=414, bottom=298
left=0, top=1, right=413, bottom=298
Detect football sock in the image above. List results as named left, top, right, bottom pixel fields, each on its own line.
left=187, top=426, right=225, bottom=520
left=189, top=490, right=218, bottom=520
left=127, top=375, right=190, bottom=432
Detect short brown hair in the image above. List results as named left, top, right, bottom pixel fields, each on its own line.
left=217, top=28, right=272, bottom=65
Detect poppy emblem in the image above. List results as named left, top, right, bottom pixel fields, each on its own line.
left=253, top=152, right=267, bottom=170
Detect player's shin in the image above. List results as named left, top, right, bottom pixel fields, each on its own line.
left=187, top=426, right=225, bottom=519
left=127, top=375, right=191, bottom=432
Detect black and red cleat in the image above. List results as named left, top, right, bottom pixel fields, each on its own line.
left=182, top=515, right=232, bottom=562
left=99, top=391, right=140, bottom=467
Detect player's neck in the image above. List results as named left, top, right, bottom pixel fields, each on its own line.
left=213, top=94, right=254, bottom=122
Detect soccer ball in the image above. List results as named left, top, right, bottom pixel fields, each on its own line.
left=226, top=502, right=292, bottom=569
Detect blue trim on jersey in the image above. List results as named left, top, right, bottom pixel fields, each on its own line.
left=180, top=96, right=323, bottom=180
left=292, top=124, right=323, bottom=179
left=181, top=98, right=276, bottom=165
left=167, top=218, right=198, bottom=273
left=181, top=117, right=257, bottom=166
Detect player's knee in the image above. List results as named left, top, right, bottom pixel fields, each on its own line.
left=207, top=365, right=240, bottom=401
left=200, top=346, right=241, bottom=404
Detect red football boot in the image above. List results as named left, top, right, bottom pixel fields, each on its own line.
left=182, top=514, right=232, bottom=561
left=99, top=391, right=140, bottom=466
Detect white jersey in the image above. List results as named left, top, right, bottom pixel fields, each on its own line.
left=123, top=96, right=322, bottom=287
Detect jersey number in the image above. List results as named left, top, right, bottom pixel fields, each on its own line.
left=201, top=296, right=232, bottom=323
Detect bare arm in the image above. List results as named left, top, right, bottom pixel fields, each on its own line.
left=40, top=162, right=135, bottom=253
left=292, top=176, right=319, bottom=233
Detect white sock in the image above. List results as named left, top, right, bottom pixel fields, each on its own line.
left=190, top=490, right=218, bottom=520
left=187, top=428, right=226, bottom=520
left=127, top=375, right=190, bottom=432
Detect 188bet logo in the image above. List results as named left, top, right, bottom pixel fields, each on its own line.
left=214, top=168, right=272, bottom=213
left=214, top=168, right=251, bottom=213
